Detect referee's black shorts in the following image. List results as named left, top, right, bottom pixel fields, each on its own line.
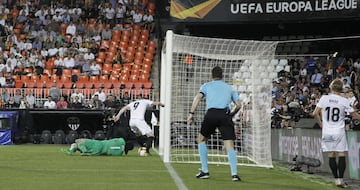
left=200, top=108, right=236, bottom=140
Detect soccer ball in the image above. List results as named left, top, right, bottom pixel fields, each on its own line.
left=138, top=147, right=147, bottom=157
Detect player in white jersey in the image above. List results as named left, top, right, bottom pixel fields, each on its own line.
left=313, top=78, right=360, bottom=188
left=114, top=99, right=164, bottom=154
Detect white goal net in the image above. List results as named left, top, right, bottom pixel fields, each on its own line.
left=159, top=30, right=278, bottom=168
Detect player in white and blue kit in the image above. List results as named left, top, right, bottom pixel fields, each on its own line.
left=187, top=66, right=241, bottom=181
left=114, top=99, right=164, bottom=154
left=313, top=78, right=360, bottom=188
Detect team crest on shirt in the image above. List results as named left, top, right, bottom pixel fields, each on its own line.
left=67, top=117, right=80, bottom=130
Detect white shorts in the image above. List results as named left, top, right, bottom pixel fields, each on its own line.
left=322, top=132, right=348, bottom=152
left=129, top=119, right=152, bottom=136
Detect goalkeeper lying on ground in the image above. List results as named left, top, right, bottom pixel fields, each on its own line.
left=61, top=138, right=133, bottom=156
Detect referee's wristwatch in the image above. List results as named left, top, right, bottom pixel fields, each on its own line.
left=189, top=112, right=194, bottom=115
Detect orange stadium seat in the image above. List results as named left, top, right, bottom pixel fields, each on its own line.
left=139, top=73, right=149, bottom=82
left=36, top=81, right=45, bottom=88
left=56, top=81, right=63, bottom=89
left=133, top=82, right=143, bottom=89
left=122, top=29, right=131, bottom=37
left=14, top=81, right=24, bottom=88
left=31, top=75, right=40, bottom=82
left=72, top=69, right=81, bottom=76
left=147, top=46, right=156, bottom=55
left=143, top=58, right=152, bottom=66
left=102, top=69, right=111, bottom=76
left=50, top=75, right=59, bottom=82
left=108, top=46, right=117, bottom=53
left=142, top=89, right=150, bottom=98
left=134, top=58, right=142, bottom=65
left=138, top=40, right=147, bottom=48
left=102, top=63, right=112, bottom=70
left=62, top=69, right=72, bottom=77
left=75, top=81, right=85, bottom=89
left=124, top=82, right=133, bottom=89
left=63, top=82, right=73, bottom=89
left=89, top=75, right=99, bottom=82
left=143, top=81, right=152, bottom=89
left=78, top=75, right=88, bottom=82
left=133, top=24, right=141, bottom=31
left=84, top=82, right=94, bottom=89
left=112, top=64, right=122, bottom=71
left=148, top=40, right=156, bottom=48
left=45, top=60, right=55, bottom=69
left=103, top=81, right=113, bottom=89
left=60, top=75, right=71, bottom=82
left=135, top=51, right=144, bottom=60
left=44, top=80, right=53, bottom=88
left=12, top=75, right=21, bottom=81
left=121, top=35, right=130, bottom=43
left=26, top=81, right=35, bottom=88
left=98, top=51, right=107, bottom=60
left=100, top=40, right=110, bottom=49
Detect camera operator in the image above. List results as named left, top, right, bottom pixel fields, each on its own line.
left=277, top=99, right=302, bottom=129
left=276, top=104, right=295, bottom=129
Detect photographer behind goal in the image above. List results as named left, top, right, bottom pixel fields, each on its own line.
left=275, top=99, right=302, bottom=129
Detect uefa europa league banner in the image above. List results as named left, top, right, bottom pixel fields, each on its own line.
left=170, top=0, right=360, bottom=22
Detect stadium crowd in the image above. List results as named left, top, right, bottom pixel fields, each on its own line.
left=0, top=0, right=155, bottom=109
left=271, top=55, right=360, bottom=129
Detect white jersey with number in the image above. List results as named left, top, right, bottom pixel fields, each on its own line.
left=317, top=94, right=353, bottom=134
left=317, top=93, right=353, bottom=152
left=127, top=99, right=153, bottom=135
left=127, top=99, right=153, bottom=120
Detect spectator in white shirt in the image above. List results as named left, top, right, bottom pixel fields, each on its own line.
left=0, top=72, right=6, bottom=87
left=47, top=44, right=59, bottom=57
left=34, top=7, right=48, bottom=23
left=93, top=87, right=107, bottom=102
left=54, top=55, right=64, bottom=67
left=52, top=11, right=63, bottom=22
left=115, top=3, right=126, bottom=24
left=24, top=39, right=32, bottom=50
left=142, top=10, right=154, bottom=29
left=71, top=89, right=84, bottom=103
left=83, top=49, right=95, bottom=61
left=353, top=58, right=360, bottom=70
left=63, top=55, right=75, bottom=69
left=25, top=90, right=36, bottom=108
left=58, top=44, right=68, bottom=57
left=66, top=22, right=77, bottom=36
left=104, top=4, right=115, bottom=24
left=44, top=96, right=57, bottom=109
left=132, top=9, right=143, bottom=24
left=90, top=61, right=101, bottom=76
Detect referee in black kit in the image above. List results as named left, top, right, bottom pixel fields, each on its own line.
left=187, top=66, right=242, bottom=181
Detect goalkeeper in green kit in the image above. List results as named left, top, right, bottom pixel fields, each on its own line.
left=61, top=138, right=130, bottom=156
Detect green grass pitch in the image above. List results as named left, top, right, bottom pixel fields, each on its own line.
left=0, top=145, right=346, bottom=190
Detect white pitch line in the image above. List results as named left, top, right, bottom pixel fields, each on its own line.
left=164, top=163, right=189, bottom=190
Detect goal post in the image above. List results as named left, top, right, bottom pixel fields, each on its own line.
left=159, top=30, right=278, bottom=168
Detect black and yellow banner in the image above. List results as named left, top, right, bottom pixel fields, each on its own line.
left=170, top=0, right=360, bottom=22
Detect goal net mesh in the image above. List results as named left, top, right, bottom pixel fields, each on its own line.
left=160, top=31, right=278, bottom=168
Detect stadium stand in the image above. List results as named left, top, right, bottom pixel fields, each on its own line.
left=0, top=0, right=156, bottom=106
